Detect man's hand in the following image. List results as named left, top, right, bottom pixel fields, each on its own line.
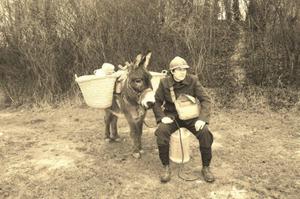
left=195, top=120, right=206, bottom=131
left=161, top=117, right=174, bottom=124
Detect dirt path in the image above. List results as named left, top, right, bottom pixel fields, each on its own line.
left=0, top=106, right=299, bottom=198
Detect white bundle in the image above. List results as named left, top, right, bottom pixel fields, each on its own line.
left=94, top=63, right=115, bottom=77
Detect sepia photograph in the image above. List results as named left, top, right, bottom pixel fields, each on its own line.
left=0, top=0, right=299, bottom=198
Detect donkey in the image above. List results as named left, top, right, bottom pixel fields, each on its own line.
left=104, top=52, right=155, bottom=159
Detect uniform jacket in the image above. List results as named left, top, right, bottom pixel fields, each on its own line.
left=152, top=74, right=212, bottom=124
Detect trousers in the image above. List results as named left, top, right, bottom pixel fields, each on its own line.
left=155, top=117, right=213, bottom=166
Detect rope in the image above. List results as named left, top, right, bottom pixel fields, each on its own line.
left=174, top=120, right=200, bottom=182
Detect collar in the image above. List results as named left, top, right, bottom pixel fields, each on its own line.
left=167, top=74, right=192, bottom=86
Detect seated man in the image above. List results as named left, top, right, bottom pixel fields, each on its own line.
left=152, top=56, right=215, bottom=183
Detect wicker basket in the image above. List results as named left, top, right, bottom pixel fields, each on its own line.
left=75, top=74, right=117, bottom=108
left=150, top=70, right=167, bottom=92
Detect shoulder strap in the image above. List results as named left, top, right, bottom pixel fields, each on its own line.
left=169, top=86, right=176, bottom=102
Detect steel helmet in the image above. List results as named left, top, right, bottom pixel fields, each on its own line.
left=169, top=56, right=190, bottom=70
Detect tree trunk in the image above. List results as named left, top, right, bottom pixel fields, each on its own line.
left=230, top=25, right=247, bottom=93
left=224, top=0, right=232, bottom=21
left=232, top=0, right=240, bottom=21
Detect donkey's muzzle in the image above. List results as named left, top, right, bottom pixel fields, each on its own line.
left=140, top=88, right=155, bottom=110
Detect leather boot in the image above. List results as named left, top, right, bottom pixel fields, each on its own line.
left=160, top=165, right=171, bottom=183
left=201, top=166, right=215, bottom=183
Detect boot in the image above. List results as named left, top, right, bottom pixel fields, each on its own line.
left=160, top=165, right=171, bottom=183
left=201, top=166, right=215, bottom=183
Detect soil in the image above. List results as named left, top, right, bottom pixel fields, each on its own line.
left=0, top=105, right=299, bottom=199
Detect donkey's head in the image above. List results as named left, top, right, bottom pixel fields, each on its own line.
left=121, top=52, right=155, bottom=109
left=127, top=52, right=152, bottom=92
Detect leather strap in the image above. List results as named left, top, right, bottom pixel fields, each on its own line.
left=169, top=86, right=176, bottom=102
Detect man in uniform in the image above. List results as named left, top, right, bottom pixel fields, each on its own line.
left=153, top=56, right=215, bottom=183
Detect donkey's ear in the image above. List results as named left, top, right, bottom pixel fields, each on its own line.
left=125, top=61, right=130, bottom=66
left=135, top=54, right=143, bottom=67
left=143, top=52, right=152, bottom=69
left=118, top=64, right=128, bottom=70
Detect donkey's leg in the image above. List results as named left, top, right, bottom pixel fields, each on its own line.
left=110, top=115, right=121, bottom=142
left=107, top=95, right=121, bottom=142
left=136, top=120, right=144, bottom=153
left=129, top=123, right=142, bottom=159
left=130, top=126, right=140, bottom=152
left=104, top=109, right=113, bottom=142
left=121, top=105, right=142, bottom=158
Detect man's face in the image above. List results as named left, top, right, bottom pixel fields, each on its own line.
left=171, top=67, right=187, bottom=82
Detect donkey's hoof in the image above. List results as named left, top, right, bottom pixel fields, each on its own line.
left=139, top=149, right=145, bottom=154
left=104, top=138, right=112, bottom=143
left=132, top=152, right=141, bottom=159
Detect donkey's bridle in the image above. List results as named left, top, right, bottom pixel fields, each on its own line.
left=123, top=77, right=152, bottom=105
left=126, top=79, right=142, bottom=99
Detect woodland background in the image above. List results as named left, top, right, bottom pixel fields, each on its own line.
left=0, top=0, right=299, bottom=109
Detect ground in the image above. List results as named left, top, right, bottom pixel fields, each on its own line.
left=0, top=105, right=299, bottom=199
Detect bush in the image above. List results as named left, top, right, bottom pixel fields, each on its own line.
left=0, top=0, right=298, bottom=109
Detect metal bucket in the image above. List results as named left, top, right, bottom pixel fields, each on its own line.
left=170, top=128, right=191, bottom=163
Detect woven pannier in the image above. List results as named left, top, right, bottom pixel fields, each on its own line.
left=149, top=70, right=167, bottom=92
left=75, top=74, right=117, bottom=108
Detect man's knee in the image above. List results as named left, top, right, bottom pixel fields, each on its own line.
left=195, top=125, right=213, bottom=147
left=155, top=123, right=172, bottom=146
